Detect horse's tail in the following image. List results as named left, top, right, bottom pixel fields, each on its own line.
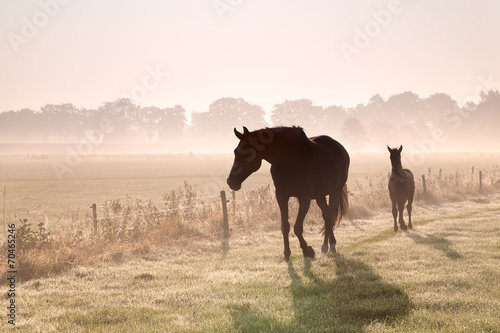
left=335, top=184, right=349, bottom=229
left=320, top=184, right=349, bottom=235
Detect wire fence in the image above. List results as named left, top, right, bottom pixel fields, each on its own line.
left=2, top=165, right=500, bottom=282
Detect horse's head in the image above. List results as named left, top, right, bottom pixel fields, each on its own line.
left=387, top=145, right=403, bottom=169
left=227, top=127, right=262, bottom=191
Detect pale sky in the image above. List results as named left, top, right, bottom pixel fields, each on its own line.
left=1, top=0, right=499, bottom=113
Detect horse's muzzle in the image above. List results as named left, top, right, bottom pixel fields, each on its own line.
left=227, top=178, right=241, bottom=191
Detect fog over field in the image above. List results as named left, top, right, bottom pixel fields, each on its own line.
left=1, top=91, right=500, bottom=156
left=2, top=2, right=500, bottom=332
left=1, top=1, right=499, bottom=156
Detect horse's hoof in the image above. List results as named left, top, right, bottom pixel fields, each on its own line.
left=329, top=246, right=337, bottom=253
left=303, top=246, right=315, bottom=258
left=408, top=223, right=413, bottom=230
left=321, top=244, right=328, bottom=254
left=394, top=226, right=398, bottom=232
left=400, top=224, right=408, bottom=231
left=284, top=250, right=291, bottom=261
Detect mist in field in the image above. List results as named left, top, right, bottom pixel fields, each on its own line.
left=1, top=1, right=500, bottom=156
left=0, top=92, right=500, bottom=155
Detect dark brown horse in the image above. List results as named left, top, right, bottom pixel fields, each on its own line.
left=227, top=126, right=349, bottom=260
left=387, top=145, right=415, bottom=232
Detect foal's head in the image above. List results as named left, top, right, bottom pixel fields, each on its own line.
left=227, top=127, right=263, bottom=191
left=387, top=145, right=403, bottom=170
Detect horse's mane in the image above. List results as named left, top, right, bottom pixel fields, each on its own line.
left=256, top=126, right=303, bottom=131
left=257, top=126, right=305, bottom=136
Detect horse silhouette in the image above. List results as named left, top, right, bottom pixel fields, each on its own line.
left=227, top=126, right=349, bottom=260
left=387, top=145, right=415, bottom=232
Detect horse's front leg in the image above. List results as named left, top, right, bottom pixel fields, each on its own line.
left=276, top=193, right=291, bottom=261
left=295, top=197, right=314, bottom=258
left=392, top=200, right=398, bottom=232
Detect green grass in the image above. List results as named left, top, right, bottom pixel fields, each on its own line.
left=3, top=195, right=500, bottom=332
left=1, top=153, right=500, bottom=331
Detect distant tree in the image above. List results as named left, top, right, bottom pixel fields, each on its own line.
left=40, top=103, right=83, bottom=142
left=420, top=93, right=458, bottom=131
left=207, top=97, right=266, bottom=130
left=368, top=121, right=397, bottom=150
left=368, top=94, right=385, bottom=107
left=385, top=91, right=421, bottom=128
left=94, top=98, right=141, bottom=143
left=3, top=91, right=495, bottom=152
left=271, top=99, right=323, bottom=133
left=363, top=94, right=386, bottom=123
left=157, top=105, right=187, bottom=143
left=322, top=104, right=348, bottom=138
left=0, top=109, right=41, bottom=142
left=190, top=97, right=266, bottom=150
left=459, top=90, right=500, bottom=150
left=340, top=117, right=367, bottom=153
left=136, top=106, right=163, bottom=143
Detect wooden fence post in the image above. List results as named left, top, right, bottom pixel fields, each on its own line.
left=220, top=191, right=229, bottom=248
left=91, top=203, right=98, bottom=236
left=479, top=171, right=483, bottom=193
left=421, top=175, right=426, bottom=196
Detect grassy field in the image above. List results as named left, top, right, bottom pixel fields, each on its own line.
left=1, top=153, right=500, bottom=332
left=1, top=152, right=499, bottom=228
left=2, top=194, right=500, bottom=332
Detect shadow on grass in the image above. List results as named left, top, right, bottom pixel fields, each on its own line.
left=408, top=233, right=463, bottom=260
left=230, top=254, right=412, bottom=332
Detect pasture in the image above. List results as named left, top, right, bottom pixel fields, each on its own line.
left=1, top=152, right=500, bottom=332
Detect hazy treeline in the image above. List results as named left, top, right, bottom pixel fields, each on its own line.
left=1, top=90, right=499, bottom=153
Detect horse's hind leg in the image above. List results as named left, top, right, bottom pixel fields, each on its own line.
left=407, top=193, right=414, bottom=230
left=392, top=200, right=398, bottom=232
left=294, top=197, right=314, bottom=258
left=326, top=193, right=340, bottom=253
left=316, top=196, right=330, bottom=253
left=276, top=192, right=291, bottom=261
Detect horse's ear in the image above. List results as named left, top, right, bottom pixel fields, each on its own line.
left=243, top=126, right=249, bottom=135
left=387, top=145, right=392, bottom=152
left=234, top=128, right=244, bottom=140
left=398, top=145, right=403, bottom=152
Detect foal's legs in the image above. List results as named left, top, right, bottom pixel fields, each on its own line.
left=398, top=200, right=408, bottom=231
left=276, top=192, right=291, bottom=261
left=392, top=200, right=398, bottom=232
left=295, top=197, right=315, bottom=258
left=407, top=192, right=414, bottom=230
